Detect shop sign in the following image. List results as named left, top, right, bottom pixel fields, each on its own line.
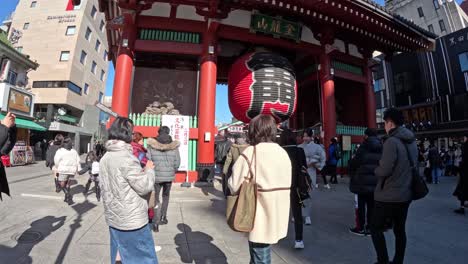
left=342, top=136, right=352, bottom=151
left=161, top=115, right=190, bottom=171
left=49, top=121, right=59, bottom=130
left=47, top=14, right=76, bottom=23
left=8, top=88, right=32, bottom=116
left=227, top=126, right=244, bottom=133
left=447, top=31, right=468, bottom=46
left=250, top=12, right=302, bottom=41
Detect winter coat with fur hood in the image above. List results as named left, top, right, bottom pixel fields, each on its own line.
left=147, top=138, right=181, bottom=183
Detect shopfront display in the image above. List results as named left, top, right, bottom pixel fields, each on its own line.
left=10, top=140, right=34, bottom=166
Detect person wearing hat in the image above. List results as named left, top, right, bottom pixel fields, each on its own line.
left=348, top=128, right=383, bottom=236
left=453, top=134, right=468, bottom=215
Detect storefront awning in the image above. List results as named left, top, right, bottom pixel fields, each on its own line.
left=57, top=115, right=79, bottom=123
left=0, top=114, right=47, bottom=131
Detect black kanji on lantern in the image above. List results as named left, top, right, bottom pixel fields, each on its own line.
left=245, top=52, right=296, bottom=121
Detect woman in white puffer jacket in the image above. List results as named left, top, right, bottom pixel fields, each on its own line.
left=54, top=137, right=81, bottom=205
left=99, top=117, right=158, bottom=264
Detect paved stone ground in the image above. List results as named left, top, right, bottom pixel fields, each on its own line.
left=1, top=162, right=467, bottom=264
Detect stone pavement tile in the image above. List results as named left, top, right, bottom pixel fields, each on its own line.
left=153, top=230, right=185, bottom=246
left=157, top=242, right=191, bottom=264
left=187, top=240, right=228, bottom=259
left=77, top=231, right=110, bottom=245
left=58, top=244, right=107, bottom=264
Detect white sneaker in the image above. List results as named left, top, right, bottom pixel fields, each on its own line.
left=325, top=184, right=331, bottom=189
left=155, top=246, right=162, bottom=252
left=305, top=216, right=312, bottom=225
left=315, top=184, right=319, bottom=189
left=294, top=240, right=305, bottom=249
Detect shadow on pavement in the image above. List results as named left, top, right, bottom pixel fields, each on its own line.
left=54, top=200, right=96, bottom=264
left=175, top=223, right=227, bottom=264
left=0, top=215, right=66, bottom=264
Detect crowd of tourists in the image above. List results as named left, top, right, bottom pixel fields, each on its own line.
left=2, top=107, right=466, bottom=264
left=217, top=108, right=468, bottom=264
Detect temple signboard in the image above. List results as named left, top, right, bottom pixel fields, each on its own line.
left=250, top=12, right=302, bottom=41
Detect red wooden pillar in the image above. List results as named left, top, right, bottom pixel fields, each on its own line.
left=196, top=22, right=219, bottom=182
left=363, top=52, right=377, bottom=128
left=111, top=48, right=134, bottom=118
left=319, top=34, right=336, bottom=153
left=110, top=15, right=137, bottom=123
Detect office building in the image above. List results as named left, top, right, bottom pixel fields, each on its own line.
left=4, top=0, right=109, bottom=153
left=386, top=0, right=468, bottom=36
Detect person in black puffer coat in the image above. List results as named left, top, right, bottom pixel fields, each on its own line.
left=348, top=128, right=383, bottom=236
left=45, top=134, right=64, bottom=193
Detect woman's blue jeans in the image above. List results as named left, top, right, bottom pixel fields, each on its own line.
left=249, top=241, right=271, bottom=264
left=110, top=224, right=158, bottom=264
left=432, top=167, right=442, bottom=183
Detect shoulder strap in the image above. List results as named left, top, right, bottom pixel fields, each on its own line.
left=240, top=146, right=256, bottom=183
left=398, top=138, right=414, bottom=168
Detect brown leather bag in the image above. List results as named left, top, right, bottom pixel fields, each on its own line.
left=226, top=146, right=257, bottom=233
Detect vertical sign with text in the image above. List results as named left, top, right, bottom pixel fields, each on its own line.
left=162, top=115, right=190, bottom=171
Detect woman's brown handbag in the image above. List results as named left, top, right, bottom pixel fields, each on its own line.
left=226, top=146, right=257, bottom=233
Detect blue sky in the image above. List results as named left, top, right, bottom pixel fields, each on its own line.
left=1, top=0, right=463, bottom=124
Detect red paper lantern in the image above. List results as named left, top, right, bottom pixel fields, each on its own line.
left=228, top=52, right=297, bottom=123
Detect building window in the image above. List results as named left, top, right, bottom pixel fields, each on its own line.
left=458, top=52, right=468, bottom=72
left=91, top=61, right=97, bottom=74
left=60, top=51, right=70, bottom=61
left=103, top=50, right=108, bottom=61
left=85, top=27, right=92, bottom=41
left=65, top=25, right=76, bottom=36
left=376, top=108, right=386, bottom=124
left=100, top=20, right=105, bottom=31
left=32, top=80, right=82, bottom=95
left=99, top=92, right=104, bottom=103
left=434, top=0, right=440, bottom=10
left=30, top=1, right=37, bottom=8
left=95, top=39, right=101, bottom=52
left=91, top=6, right=97, bottom=19
left=84, top=83, right=89, bottom=95
left=439, top=20, right=446, bottom=32
left=428, top=24, right=434, bottom=33
left=417, top=7, right=424, bottom=18
left=100, top=70, right=105, bottom=81
left=80, top=50, right=87, bottom=64
left=23, top=23, right=29, bottom=30
left=374, top=78, right=386, bottom=92
left=6, top=70, right=17, bottom=85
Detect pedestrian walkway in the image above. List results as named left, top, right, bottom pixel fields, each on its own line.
left=0, top=162, right=467, bottom=263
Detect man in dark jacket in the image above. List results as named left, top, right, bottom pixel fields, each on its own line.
left=325, top=137, right=340, bottom=184
left=428, top=141, right=443, bottom=184
left=147, top=126, right=181, bottom=228
left=0, top=112, right=17, bottom=200
left=453, top=135, right=468, bottom=215
left=371, top=108, right=416, bottom=264
left=348, top=128, right=382, bottom=236
left=46, top=134, right=64, bottom=192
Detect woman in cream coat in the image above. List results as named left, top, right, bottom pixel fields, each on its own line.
left=228, top=115, right=292, bottom=264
